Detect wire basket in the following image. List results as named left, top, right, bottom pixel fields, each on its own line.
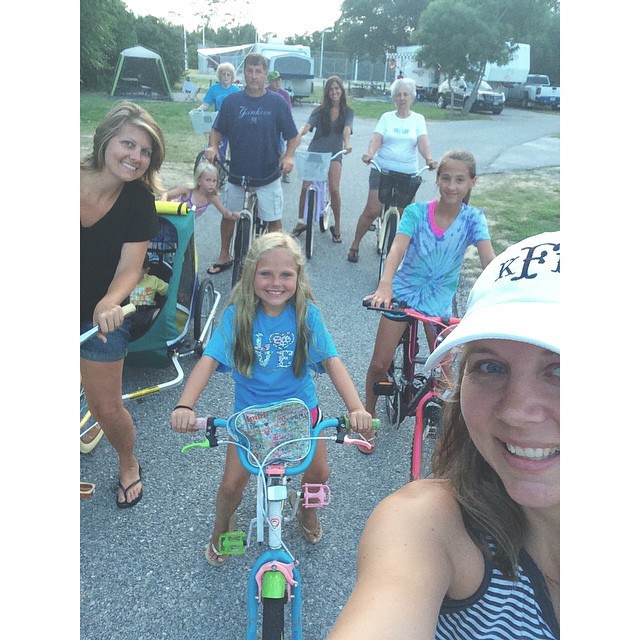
left=295, top=151, right=332, bottom=182
left=378, top=170, right=422, bottom=207
left=189, top=109, right=218, bottom=135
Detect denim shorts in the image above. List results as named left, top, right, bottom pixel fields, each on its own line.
left=80, top=319, right=131, bottom=362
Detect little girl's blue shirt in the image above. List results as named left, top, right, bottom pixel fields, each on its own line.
left=204, top=302, right=337, bottom=411
left=394, top=201, right=490, bottom=316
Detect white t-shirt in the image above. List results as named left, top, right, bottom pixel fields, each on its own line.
left=374, top=111, right=428, bottom=174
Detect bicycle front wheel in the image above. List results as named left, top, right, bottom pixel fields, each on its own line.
left=232, top=215, right=251, bottom=287
left=194, top=277, right=216, bottom=355
left=385, top=339, right=405, bottom=429
left=305, top=189, right=316, bottom=260
left=411, top=400, right=443, bottom=480
left=378, top=209, right=397, bottom=281
left=262, top=596, right=286, bottom=640
left=319, top=198, right=333, bottom=233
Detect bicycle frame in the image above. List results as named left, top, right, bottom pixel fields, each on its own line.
left=298, top=150, right=347, bottom=260
left=182, top=400, right=375, bottom=639
left=365, top=302, right=459, bottom=480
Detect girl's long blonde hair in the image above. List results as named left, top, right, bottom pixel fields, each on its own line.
left=227, top=232, right=317, bottom=378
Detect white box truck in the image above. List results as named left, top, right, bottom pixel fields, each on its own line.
left=386, top=45, right=441, bottom=101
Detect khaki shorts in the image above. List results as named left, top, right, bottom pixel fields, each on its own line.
left=224, top=178, right=284, bottom=222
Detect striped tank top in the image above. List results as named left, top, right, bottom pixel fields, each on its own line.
left=436, top=546, right=559, bottom=639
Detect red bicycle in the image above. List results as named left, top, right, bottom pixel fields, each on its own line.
left=364, top=300, right=460, bottom=480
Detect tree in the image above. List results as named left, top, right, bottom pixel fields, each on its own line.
left=134, top=15, right=185, bottom=86
left=413, top=0, right=517, bottom=113
left=335, top=0, right=431, bottom=59
left=80, top=0, right=136, bottom=90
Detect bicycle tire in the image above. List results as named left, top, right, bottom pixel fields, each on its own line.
left=319, top=200, right=333, bottom=233
left=262, top=596, right=286, bottom=640
left=385, top=338, right=406, bottom=429
left=231, top=215, right=251, bottom=287
left=411, top=400, right=443, bottom=480
left=305, top=189, right=316, bottom=260
left=378, top=208, right=397, bottom=281
left=194, top=278, right=216, bottom=356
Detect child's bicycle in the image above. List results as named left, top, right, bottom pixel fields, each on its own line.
left=364, top=300, right=460, bottom=480
left=180, top=399, right=379, bottom=640
left=369, top=159, right=434, bottom=281
left=294, top=149, right=348, bottom=260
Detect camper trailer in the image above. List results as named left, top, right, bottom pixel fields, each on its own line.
left=243, top=43, right=314, bottom=102
left=196, top=42, right=314, bottom=102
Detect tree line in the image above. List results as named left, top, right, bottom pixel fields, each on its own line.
left=80, top=0, right=559, bottom=92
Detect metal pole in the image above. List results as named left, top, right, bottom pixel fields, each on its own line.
left=184, top=24, right=188, bottom=71
left=320, top=31, right=325, bottom=80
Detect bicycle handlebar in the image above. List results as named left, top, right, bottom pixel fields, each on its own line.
left=367, top=159, right=433, bottom=178
left=80, top=302, right=137, bottom=344
left=181, top=415, right=380, bottom=475
left=362, top=299, right=460, bottom=327
left=154, top=200, right=194, bottom=215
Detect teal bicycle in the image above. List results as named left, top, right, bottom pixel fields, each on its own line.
left=181, top=399, right=378, bottom=640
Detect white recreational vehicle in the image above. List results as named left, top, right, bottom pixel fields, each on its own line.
left=197, top=42, right=314, bottom=101
left=386, top=46, right=441, bottom=101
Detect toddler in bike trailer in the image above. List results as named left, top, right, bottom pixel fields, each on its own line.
left=160, top=160, right=239, bottom=222
left=171, top=231, right=372, bottom=566
left=361, top=149, right=496, bottom=453
left=128, top=254, right=168, bottom=329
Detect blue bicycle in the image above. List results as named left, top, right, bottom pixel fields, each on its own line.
left=181, top=399, right=378, bottom=640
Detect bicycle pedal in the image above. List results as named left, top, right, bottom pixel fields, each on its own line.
left=302, top=483, right=331, bottom=508
left=218, top=530, right=246, bottom=555
left=373, top=380, right=395, bottom=396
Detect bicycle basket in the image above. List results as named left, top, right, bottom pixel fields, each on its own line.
left=295, top=151, right=332, bottom=182
left=227, top=399, right=312, bottom=467
left=378, top=170, right=422, bottom=207
left=189, top=109, right=218, bottom=134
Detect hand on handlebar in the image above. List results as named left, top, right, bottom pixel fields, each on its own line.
left=204, top=146, right=219, bottom=164
left=171, top=407, right=198, bottom=433
left=363, top=283, right=394, bottom=311
left=427, top=159, right=438, bottom=170
left=362, top=154, right=373, bottom=164
left=280, top=155, right=294, bottom=175
left=347, top=409, right=374, bottom=440
left=343, top=146, right=352, bottom=154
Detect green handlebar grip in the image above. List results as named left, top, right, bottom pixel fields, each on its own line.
left=344, top=417, right=381, bottom=431
left=180, top=440, right=211, bottom=453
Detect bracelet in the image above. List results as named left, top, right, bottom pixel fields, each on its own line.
left=174, top=404, right=194, bottom=411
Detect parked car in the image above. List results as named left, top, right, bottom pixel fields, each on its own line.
left=436, top=78, right=505, bottom=114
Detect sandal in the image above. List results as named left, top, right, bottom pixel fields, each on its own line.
left=289, top=492, right=323, bottom=544
left=290, top=225, right=306, bottom=238
left=347, top=248, right=359, bottom=263
left=329, top=225, right=342, bottom=243
left=356, top=436, right=376, bottom=455
left=204, top=540, right=228, bottom=566
left=204, top=512, right=237, bottom=566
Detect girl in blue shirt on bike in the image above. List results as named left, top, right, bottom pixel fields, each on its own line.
left=171, top=232, right=372, bottom=565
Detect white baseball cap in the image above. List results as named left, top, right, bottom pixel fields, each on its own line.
left=424, top=231, right=560, bottom=371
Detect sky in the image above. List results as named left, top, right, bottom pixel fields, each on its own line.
left=124, top=0, right=343, bottom=39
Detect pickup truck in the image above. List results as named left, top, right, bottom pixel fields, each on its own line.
left=507, top=74, right=560, bottom=109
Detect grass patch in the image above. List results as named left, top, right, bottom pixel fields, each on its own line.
left=473, top=167, right=560, bottom=254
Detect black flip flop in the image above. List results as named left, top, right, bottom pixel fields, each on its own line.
left=116, top=466, right=143, bottom=509
left=207, top=261, right=233, bottom=275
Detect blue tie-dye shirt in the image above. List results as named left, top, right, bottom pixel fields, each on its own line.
left=393, top=200, right=490, bottom=316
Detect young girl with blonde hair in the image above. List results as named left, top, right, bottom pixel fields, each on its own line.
left=171, top=232, right=372, bottom=565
